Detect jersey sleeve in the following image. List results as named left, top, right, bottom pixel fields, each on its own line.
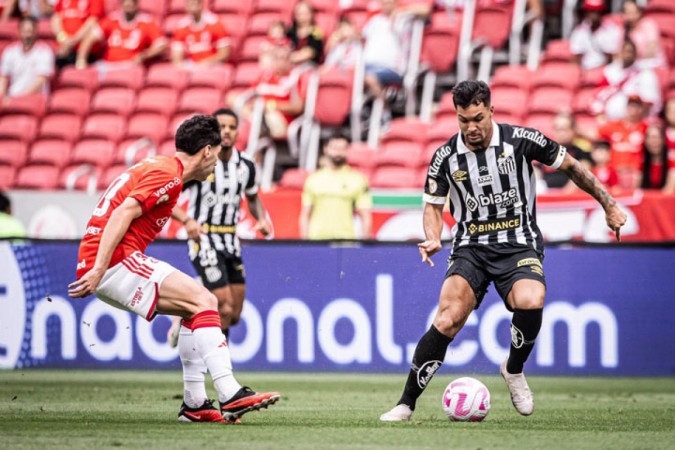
left=423, top=144, right=451, bottom=205
left=517, top=126, right=567, bottom=169
left=243, top=157, right=258, bottom=195
left=354, top=173, right=372, bottom=211
left=301, top=174, right=316, bottom=207
left=129, top=168, right=181, bottom=213
left=90, top=0, right=105, bottom=18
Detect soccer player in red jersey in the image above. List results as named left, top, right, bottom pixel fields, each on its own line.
left=171, top=0, right=231, bottom=67
left=68, top=115, right=280, bottom=423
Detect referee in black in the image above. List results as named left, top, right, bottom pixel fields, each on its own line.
left=381, top=80, right=627, bottom=421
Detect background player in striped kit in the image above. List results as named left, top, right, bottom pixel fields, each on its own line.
left=381, top=80, right=627, bottom=422
left=171, top=108, right=270, bottom=344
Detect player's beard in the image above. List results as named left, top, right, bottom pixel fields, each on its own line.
left=331, top=155, right=347, bottom=167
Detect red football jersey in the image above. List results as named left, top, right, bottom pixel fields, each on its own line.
left=171, top=11, right=230, bottom=62
left=56, top=0, right=105, bottom=36
left=96, top=11, right=166, bottom=62
left=76, top=156, right=184, bottom=279
left=598, top=120, right=647, bottom=170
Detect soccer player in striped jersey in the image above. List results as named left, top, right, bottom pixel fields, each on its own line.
left=69, top=115, right=279, bottom=423
left=381, top=80, right=627, bottom=422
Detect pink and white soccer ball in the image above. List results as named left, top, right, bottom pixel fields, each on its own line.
left=442, top=377, right=491, bottom=422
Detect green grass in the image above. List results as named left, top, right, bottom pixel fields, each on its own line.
left=0, top=371, right=674, bottom=450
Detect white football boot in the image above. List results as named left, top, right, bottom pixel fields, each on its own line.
left=379, top=404, right=413, bottom=422
left=500, top=360, right=534, bottom=416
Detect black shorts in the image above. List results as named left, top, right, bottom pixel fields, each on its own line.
left=444, top=244, right=545, bottom=311
left=190, top=243, right=246, bottom=291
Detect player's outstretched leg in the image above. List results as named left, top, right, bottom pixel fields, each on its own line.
left=380, top=325, right=452, bottom=422
left=220, top=387, right=281, bottom=421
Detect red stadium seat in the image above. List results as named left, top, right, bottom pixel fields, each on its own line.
left=58, top=66, right=99, bottom=91
left=135, top=86, right=179, bottom=116
left=311, top=0, right=340, bottom=14
left=541, top=39, right=574, bottom=65
left=99, top=164, right=129, bottom=190
left=371, top=166, right=422, bottom=189
left=277, top=167, right=309, bottom=189
left=167, top=0, right=183, bottom=14
left=232, top=62, right=263, bottom=89
left=315, top=12, right=337, bottom=37
left=490, top=65, right=533, bottom=92
left=573, top=87, right=597, bottom=115
left=0, top=140, right=29, bottom=167
left=159, top=138, right=176, bottom=156
left=238, top=35, right=270, bottom=63
left=247, top=13, right=284, bottom=36
left=90, top=87, right=137, bottom=116
left=2, top=94, right=47, bottom=117
left=162, top=13, right=184, bottom=35
left=212, top=0, right=254, bottom=15
left=39, top=113, right=82, bottom=142
left=421, top=140, right=446, bottom=167
left=580, top=66, right=606, bottom=88
left=98, top=66, right=146, bottom=90
left=48, top=88, right=92, bottom=116
left=427, top=118, right=459, bottom=144
left=254, top=0, right=291, bottom=14
left=139, top=0, right=167, bottom=18
left=376, top=141, right=425, bottom=168
left=491, top=86, right=528, bottom=121
left=189, top=65, right=234, bottom=90
left=0, top=19, right=19, bottom=41
left=70, top=139, right=116, bottom=167
left=382, top=117, right=430, bottom=145
left=524, top=113, right=556, bottom=137
left=531, top=63, right=581, bottom=91
left=472, top=3, right=514, bottom=49
left=115, top=138, right=157, bottom=165
left=421, top=11, right=461, bottom=73
left=59, top=163, right=103, bottom=191
left=346, top=142, right=378, bottom=171
left=435, top=92, right=457, bottom=121
left=528, top=88, right=574, bottom=115
left=0, top=115, right=38, bottom=142
left=145, top=63, right=190, bottom=91
left=168, top=113, right=194, bottom=140
left=177, top=88, right=223, bottom=115
left=341, top=10, right=368, bottom=32
left=313, top=67, right=354, bottom=127
left=645, top=11, right=675, bottom=40
left=15, top=164, right=60, bottom=190
left=0, top=165, right=16, bottom=189
left=29, top=139, right=72, bottom=168
left=125, top=113, right=169, bottom=144
left=81, top=113, right=127, bottom=142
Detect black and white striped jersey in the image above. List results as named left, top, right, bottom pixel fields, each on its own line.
left=423, top=122, right=567, bottom=253
left=184, top=149, right=258, bottom=258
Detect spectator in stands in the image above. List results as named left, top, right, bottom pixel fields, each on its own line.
left=664, top=97, right=675, bottom=152
left=171, top=0, right=231, bottom=68
left=542, top=112, right=593, bottom=190
left=259, top=20, right=288, bottom=70
left=299, top=133, right=372, bottom=240
left=569, top=0, right=622, bottom=70
left=286, top=1, right=324, bottom=68
left=75, top=0, right=167, bottom=69
left=2, top=0, right=54, bottom=21
left=641, top=123, right=675, bottom=192
left=51, top=0, right=105, bottom=68
left=324, top=16, right=361, bottom=70
left=622, top=0, right=665, bottom=69
left=592, top=39, right=661, bottom=121
left=590, top=139, right=618, bottom=189
left=0, top=15, right=54, bottom=101
left=598, top=94, right=647, bottom=190
left=0, top=191, right=26, bottom=238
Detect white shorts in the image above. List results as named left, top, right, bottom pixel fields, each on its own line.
left=95, top=251, right=177, bottom=321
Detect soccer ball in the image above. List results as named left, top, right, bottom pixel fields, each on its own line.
left=442, top=377, right=491, bottom=422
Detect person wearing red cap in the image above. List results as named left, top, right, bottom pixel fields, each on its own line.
left=569, top=0, right=622, bottom=70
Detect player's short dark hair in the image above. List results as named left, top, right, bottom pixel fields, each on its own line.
left=213, top=108, right=239, bottom=126
left=0, top=191, right=11, bottom=214
left=452, top=80, right=492, bottom=109
left=325, top=132, right=350, bottom=145
left=175, top=115, right=221, bottom=155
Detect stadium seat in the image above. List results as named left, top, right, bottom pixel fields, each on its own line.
left=541, top=39, right=574, bottom=65
left=490, top=65, right=533, bottom=92
left=647, top=0, right=675, bottom=13
left=277, top=167, right=309, bottom=189
left=376, top=141, right=425, bottom=168
left=162, top=13, right=184, bottom=35
left=0, top=165, right=16, bottom=189
left=382, top=117, right=430, bottom=145
left=311, top=0, right=340, bottom=14
left=145, top=63, right=190, bottom=91
left=81, top=113, right=127, bottom=142
left=435, top=92, right=457, bottom=122
left=347, top=142, right=378, bottom=172
left=115, top=138, right=157, bottom=165
left=254, top=0, right=291, bottom=15
left=341, top=10, right=368, bottom=32
left=212, top=0, right=254, bottom=15
left=29, top=139, right=72, bottom=168
left=70, top=139, right=116, bottom=167
left=232, top=62, right=263, bottom=89
left=167, top=0, right=183, bottom=14
left=98, top=66, right=146, bottom=90
left=371, top=166, right=422, bottom=189
left=2, top=94, right=47, bottom=117
left=531, top=63, right=580, bottom=91
left=0, top=19, right=19, bottom=41
left=472, top=3, right=514, bottom=49
left=645, top=11, right=675, bottom=40
left=159, top=139, right=176, bottom=156
left=189, top=65, right=234, bottom=90
left=177, top=88, right=223, bottom=115
left=139, top=0, right=167, bottom=17
left=99, top=164, right=129, bottom=190
left=0, top=114, right=38, bottom=142
left=421, top=140, right=446, bottom=167
left=218, top=13, right=248, bottom=40
left=90, top=87, right=137, bottom=116
left=528, top=88, right=574, bottom=115
left=313, top=67, right=354, bottom=127
left=427, top=118, right=459, bottom=144
left=0, top=140, right=29, bottom=167
left=14, top=164, right=60, bottom=190
left=58, top=66, right=99, bottom=91
left=524, top=113, right=556, bottom=137
left=168, top=113, right=194, bottom=140
left=580, top=66, right=606, bottom=88
left=315, top=12, right=337, bottom=37
left=135, top=87, right=179, bottom=116
left=39, top=114, right=82, bottom=142
left=48, top=88, right=92, bottom=116
left=238, top=35, right=270, bottom=63
left=572, top=87, right=597, bottom=116
left=421, top=11, right=461, bottom=74
left=247, top=13, right=284, bottom=36
left=491, top=86, right=528, bottom=121
left=59, top=163, right=103, bottom=192
left=125, top=113, right=169, bottom=144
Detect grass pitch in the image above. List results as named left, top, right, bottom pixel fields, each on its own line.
left=0, top=371, right=673, bottom=450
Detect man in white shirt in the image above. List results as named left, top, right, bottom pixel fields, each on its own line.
left=0, top=15, right=54, bottom=99
left=569, top=0, right=622, bottom=70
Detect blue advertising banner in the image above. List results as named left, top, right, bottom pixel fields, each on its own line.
left=1, top=241, right=674, bottom=375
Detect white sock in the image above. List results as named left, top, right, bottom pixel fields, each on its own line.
left=178, top=325, right=208, bottom=408
left=192, top=326, right=242, bottom=403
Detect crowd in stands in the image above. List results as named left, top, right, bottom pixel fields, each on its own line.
left=0, top=0, right=673, bottom=195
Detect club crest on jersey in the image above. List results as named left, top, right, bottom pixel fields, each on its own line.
left=452, top=170, right=467, bottom=182
left=497, top=156, right=516, bottom=174
left=428, top=178, right=438, bottom=194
